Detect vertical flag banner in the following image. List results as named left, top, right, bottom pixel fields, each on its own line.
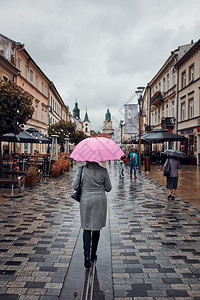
left=124, top=104, right=138, bottom=134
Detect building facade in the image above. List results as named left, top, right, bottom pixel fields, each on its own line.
left=0, top=33, right=70, bottom=154
left=142, top=40, right=200, bottom=164
left=175, top=40, right=200, bottom=164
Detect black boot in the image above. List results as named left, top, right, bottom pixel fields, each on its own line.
left=84, top=254, right=91, bottom=269
left=91, top=252, right=97, bottom=262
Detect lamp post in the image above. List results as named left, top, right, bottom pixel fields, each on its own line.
left=64, top=136, right=70, bottom=153
left=135, top=87, right=145, bottom=173
left=120, top=120, right=124, bottom=145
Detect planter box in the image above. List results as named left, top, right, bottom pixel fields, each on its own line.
left=25, top=176, right=38, bottom=187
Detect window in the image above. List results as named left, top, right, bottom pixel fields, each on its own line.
left=189, top=64, right=194, bottom=82
left=35, top=76, right=38, bottom=88
left=189, top=98, right=194, bottom=118
left=42, top=108, right=44, bottom=122
left=25, top=64, right=29, bottom=79
left=155, top=110, right=157, bottom=125
left=128, top=110, right=131, bottom=119
left=181, top=102, right=185, bottom=121
left=171, top=100, right=175, bottom=117
left=182, top=71, right=186, bottom=88
left=45, top=85, right=47, bottom=97
left=158, top=107, right=160, bottom=124
left=2, top=76, right=8, bottom=82
left=35, top=104, right=38, bottom=120
left=163, top=77, right=165, bottom=93
left=42, top=82, right=44, bottom=94
left=158, top=82, right=161, bottom=91
left=162, top=105, right=165, bottom=118
left=18, top=58, right=22, bottom=71
left=166, top=103, right=169, bottom=117
left=172, top=68, right=175, bottom=86
left=152, top=112, right=154, bottom=125
left=167, top=73, right=169, bottom=90
left=30, top=70, right=33, bottom=83
left=45, top=110, right=47, bottom=124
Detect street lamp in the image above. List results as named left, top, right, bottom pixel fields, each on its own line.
left=120, top=120, right=124, bottom=145
left=135, top=87, right=145, bottom=173
left=64, top=136, right=70, bottom=153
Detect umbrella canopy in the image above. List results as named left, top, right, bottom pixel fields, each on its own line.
left=163, top=149, right=189, bottom=159
left=17, top=131, right=38, bottom=143
left=70, top=137, right=125, bottom=162
left=144, top=129, right=184, bottom=142
left=129, top=134, right=147, bottom=144
left=26, top=128, right=51, bottom=144
left=1, top=133, right=20, bottom=142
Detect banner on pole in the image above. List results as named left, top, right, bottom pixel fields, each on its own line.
left=124, top=104, right=138, bottom=134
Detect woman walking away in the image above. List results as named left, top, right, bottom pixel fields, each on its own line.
left=163, top=156, right=180, bottom=200
left=72, top=161, right=112, bottom=269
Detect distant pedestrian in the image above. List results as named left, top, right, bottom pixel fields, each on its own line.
left=72, top=162, right=112, bottom=269
left=163, top=156, right=180, bottom=200
left=122, top=155, right=127, bottom=166
left=129, top=148, right=138, bottom=178
left=118, top=156, right=124, bottom=178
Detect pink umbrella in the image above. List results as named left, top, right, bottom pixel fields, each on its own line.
left=70, top=137, right=125, bottom=162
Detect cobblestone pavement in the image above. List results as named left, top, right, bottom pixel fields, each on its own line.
left=0, top=162, right=200, bottom=300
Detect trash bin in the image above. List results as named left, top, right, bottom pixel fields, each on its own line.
left=144, top=157, right=150, bottom=172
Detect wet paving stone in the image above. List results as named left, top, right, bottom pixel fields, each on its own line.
left=0, top=162, right=200, bottom=299
left=0, top=294, right=19, bottom=300
left=108, top=163, right=200, bottom=299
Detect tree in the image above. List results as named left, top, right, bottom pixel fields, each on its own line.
left=48, top=120, right=87, bottom=150
left=71, top=130, right=88, bottom=145
left=0, top=80, right=34, bottom=176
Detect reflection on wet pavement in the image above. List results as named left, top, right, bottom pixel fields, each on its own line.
left=143, top=163, right=200, bottom=208
left=0, top=161, right=199, bottom=299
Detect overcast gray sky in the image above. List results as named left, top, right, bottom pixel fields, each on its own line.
left=1, top=0, right=200, bottom=131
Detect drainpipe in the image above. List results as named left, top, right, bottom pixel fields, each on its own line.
left=171, top=54, right=179, bottom=149
left=146, top=83, right=152, bottom=153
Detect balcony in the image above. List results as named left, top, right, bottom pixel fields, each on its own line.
left=151, top=91, right=164, bottom=106
left=161, top=117, right=175, bottom=128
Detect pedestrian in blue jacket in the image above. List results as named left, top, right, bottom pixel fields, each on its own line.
left=129, top=148, right=138, bottom=178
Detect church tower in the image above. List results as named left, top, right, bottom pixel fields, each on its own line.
left=103, top=108, right=114, bottom=137
left=83, top=108, right=91, bottom=136
left=73, top=101, right=80, bottom=119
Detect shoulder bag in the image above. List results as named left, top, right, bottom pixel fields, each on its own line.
left=71, top=166, right=83, bottom=202
left=164, top=159, right=171, bottom=177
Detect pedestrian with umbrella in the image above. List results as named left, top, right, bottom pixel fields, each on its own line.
left=163, top=149, right=185, bottom=200
left=70, top=137, right=124, bottom=269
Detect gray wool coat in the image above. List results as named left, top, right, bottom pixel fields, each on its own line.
left=72, top=162, right=112, bottom=231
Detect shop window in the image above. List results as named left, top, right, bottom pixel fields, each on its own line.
left=189, top=135, right=196, bottom=155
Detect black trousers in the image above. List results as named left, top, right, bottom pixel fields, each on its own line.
left=83, top=230, right=100, bottom=256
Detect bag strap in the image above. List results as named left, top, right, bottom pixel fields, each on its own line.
left=79, top=166, right=83, bottom=186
